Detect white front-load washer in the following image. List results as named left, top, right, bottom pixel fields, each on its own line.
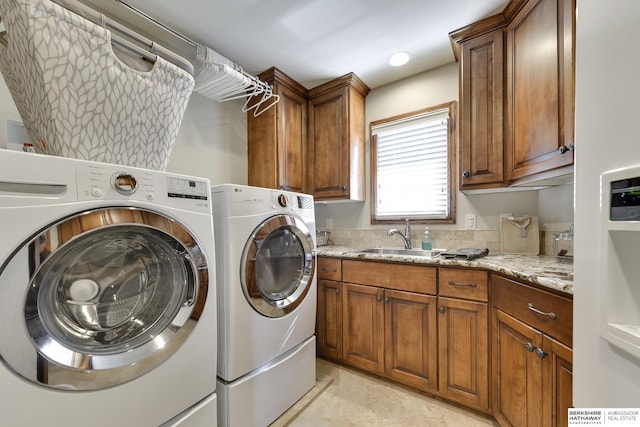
left=0, top=149, right=217, bottom=427
left=211, top=184, right=317, bottom=427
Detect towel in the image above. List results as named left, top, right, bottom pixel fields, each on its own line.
left=440, top=248, right=490, bottom=260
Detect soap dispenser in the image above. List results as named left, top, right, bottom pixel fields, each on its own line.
left=421, top=227, right=432, bottom=250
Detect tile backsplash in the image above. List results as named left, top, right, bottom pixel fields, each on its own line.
left=317, top=227, right=564, bottom=256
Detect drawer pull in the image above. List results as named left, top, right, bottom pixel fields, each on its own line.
left=321, top=268, right=338, bottom=273
left=527, top=302, right=557, bottom=320
left=525, top=342, right=535, bottom=352
left=448, top=280, right=477, bottom=288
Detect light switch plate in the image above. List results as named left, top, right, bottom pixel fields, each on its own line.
left=465, top=214, right=477, bottom=230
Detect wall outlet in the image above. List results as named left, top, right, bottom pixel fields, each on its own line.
left=465, top=214, right=477, bottom=230
left=326, top=218, right=333, bottom=229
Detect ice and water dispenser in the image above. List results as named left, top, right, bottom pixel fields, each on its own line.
left=601, top=165, right=640, bottom=358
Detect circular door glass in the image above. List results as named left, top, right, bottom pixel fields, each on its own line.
left=28, top=226, right=189, bottom=355
left=241, top=215, right=315, bottom=318
left=0, top=207, right=209, bottom=390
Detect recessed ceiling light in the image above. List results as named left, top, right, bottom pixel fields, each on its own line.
left=389, top=51, right=411, bottom=67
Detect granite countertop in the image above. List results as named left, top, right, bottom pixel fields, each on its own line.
left=316, top=245, right=574, bottom=295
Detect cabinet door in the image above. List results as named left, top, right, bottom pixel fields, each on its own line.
left=438, top=297, right=489, bottom=412
left=343, top=282, right=385, bottom=373
left=316, top=279, right=343, bottom=360
left=248, top=71, right=307, bottom=192
left=308, top=87, right=350, bottom=199
left=384, top=289, right=437, bottom=393
left=543, top=335, right=573, bottom=427
left=277, top=85, right=308, bottom=192
left=459, top=30, right=505, bottom=189
left=506, top=0, right=575, bottom=181
left=493, top=308, right=544, bottom=426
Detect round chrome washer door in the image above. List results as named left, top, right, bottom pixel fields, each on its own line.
left=241, top=214, right=315, bottom=318
left=0, top=207, right=209, bottom=390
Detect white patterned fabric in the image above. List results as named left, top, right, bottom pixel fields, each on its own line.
left=0, top=0, right=194, bottom=170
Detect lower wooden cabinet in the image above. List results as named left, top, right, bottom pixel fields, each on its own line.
left=384, top=288, right=438, bottom=392
left=438, top=297, right=489, bottom=412
left=544, top=335, right=573, bottom=427
left=492, top=274, right=573, bottom=427
left=342, top=282, right=385, bottom=373
left=316, top=258, right=573, bottom=425
left=316, top=278, right=343, bottom=360
left=493, top=308, right=545, bottom=426
left=318, top=259, right=439, bottom=393
left=341, top=282, right=438, bottom=392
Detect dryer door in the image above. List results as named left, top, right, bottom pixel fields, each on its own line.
left=0, top=207, right=209, bottom=390
left=241, top=214, right=315, bottom=318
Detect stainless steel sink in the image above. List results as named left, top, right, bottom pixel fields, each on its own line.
left=357, top=248, right=439, bottom=257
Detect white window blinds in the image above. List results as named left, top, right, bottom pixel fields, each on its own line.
left=372, top=107, right=450, bottom=220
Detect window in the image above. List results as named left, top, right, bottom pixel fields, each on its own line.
left=370, top=101, right=456, bottom=224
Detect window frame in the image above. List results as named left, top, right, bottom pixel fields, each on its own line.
left=370, top=101, right=457, bottom=225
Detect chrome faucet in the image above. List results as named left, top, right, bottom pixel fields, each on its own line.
left=387, top=219, right=412, bottom=249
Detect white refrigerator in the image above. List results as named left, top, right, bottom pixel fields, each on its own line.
left=574, top=0, right=640, bottom=406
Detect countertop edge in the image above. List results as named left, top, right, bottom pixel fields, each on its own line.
left=316, top=246, right=574, bottom=296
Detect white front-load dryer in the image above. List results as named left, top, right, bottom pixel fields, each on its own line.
left=211, top=184, right=317, bottom=427
left=0, top=149, right=217, bottom=427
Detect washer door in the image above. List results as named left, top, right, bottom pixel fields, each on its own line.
left=0, top=207, right=209, bottom=390
left=241, top=214, right=315, bottom=318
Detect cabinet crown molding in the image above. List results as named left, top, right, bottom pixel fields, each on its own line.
left=448, top=0, right=529, bottom=61
left=257, top=66, right=308, bottom=95
left=308, top=72, right=370, bottom=99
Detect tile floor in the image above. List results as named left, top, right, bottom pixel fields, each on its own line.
left=278, top=358, right=499, bottom=427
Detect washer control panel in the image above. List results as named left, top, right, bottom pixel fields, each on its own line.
left=75, top=163, right=210, bottom=211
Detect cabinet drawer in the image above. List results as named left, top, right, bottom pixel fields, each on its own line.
left=492, top=275, right=573, bottom=346
left=438, top=268, right=488, bottom=302
left=342, top=260, right=436, bottom=295
left=318, top=257, right=342, bottom=281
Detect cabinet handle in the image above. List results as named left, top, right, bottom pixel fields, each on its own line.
left=376, top=295, right=382, bottom=302
left=335, top=288, right=340, bottom=295
left=462, top=170, right=471, bottom=178
left=525, top=342, right=535, bottom=352
left=438, top=306, right=446, bottom=314
left=535, top=348, right=547, bottom=359
left=527, top=302, right=557, bottom=320
left=448, top=280, right=477, bottom=288
left=341, top=185, right=347, bottom=191
left=558, top=143, right=575, bottom=154
left=321, top=267, right=338, bottom=273
left=384, top=297, right=389, bottom=303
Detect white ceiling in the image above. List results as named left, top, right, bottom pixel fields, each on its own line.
left=120, top=0, right=509, bottom=89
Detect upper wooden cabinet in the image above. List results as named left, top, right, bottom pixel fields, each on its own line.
left=506, top=0, right=575, bottom=182
left=450, top=0, right=575, bottom=190
left=457, top=31, right=505, bottom=189
left=248, top=67, right=308, bottom=193
left=307, top=74, right=370, bottom=201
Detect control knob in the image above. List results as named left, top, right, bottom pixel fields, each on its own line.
left=278, top=194, right=289, bottom=207
left=111, top=173, right=138, bottom=195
